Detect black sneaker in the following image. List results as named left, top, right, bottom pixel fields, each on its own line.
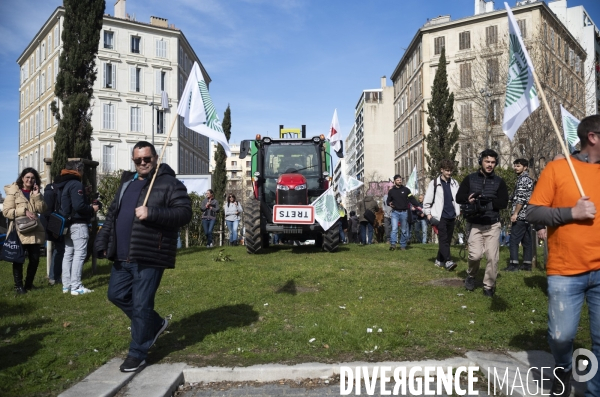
left=151, top=318, right=169, bottom=347
left=483, top=288, right=495, bottom=298
left=519, top=264, right=532, bottom=271
left=389, top=245, right=396, bottom=251
left=119, top=356, right=146, bottom=372
left=550, top=368, right=571, bottom=397
left=465, top=276, right=475, bottom=291
left=503, top=264, right=519, bottom=272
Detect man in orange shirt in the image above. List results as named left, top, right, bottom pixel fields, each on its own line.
left=527, top=115, right=600, bottom=397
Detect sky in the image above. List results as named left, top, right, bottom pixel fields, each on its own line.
left=0, top=0, right=599, bottom=192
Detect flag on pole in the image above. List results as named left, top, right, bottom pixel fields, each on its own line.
left=406, top=166, right=418, bottom=194
left=177, top=62, right=231, bottom=157
left=327, top=109, right=344, bottom=158
left=560, top=104, right=580, bottom=153
left=161, top=91, right=169, bottom=110
left=312, top=187, right=340, bottom=231
left=502, top=3, right=540, bottom=141
left=337, top=175, right=364, bottom=197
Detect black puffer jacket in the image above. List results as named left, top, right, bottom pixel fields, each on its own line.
left=96, top=164, right=192, bottom=268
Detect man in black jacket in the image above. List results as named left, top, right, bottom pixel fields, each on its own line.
left=456, top=149, right=509, bottom=297
left=96, top=141, right=192, bottom=372
left=386, top=175, right=421, bottom=251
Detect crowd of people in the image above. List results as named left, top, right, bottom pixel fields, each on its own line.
left=3, top=114, right=600, bottom=393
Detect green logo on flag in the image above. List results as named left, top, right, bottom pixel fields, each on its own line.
left=198, top=80, right=224, bottom=134
left=564, top=117, right=579, bottom=146
left=505, top=34, right=529, bottom=107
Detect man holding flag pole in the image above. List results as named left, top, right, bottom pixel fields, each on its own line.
left=499, top=3, right=599, bottom=395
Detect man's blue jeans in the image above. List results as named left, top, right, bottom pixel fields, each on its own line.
left=415, top=219, right=428, bottom=243
left=202, top=218, right=216, bottom=246
left=50, top=237, right=65, bottom=283
left=359, top=222, right=373, bottom=244
left=339, top=223, right=346, bottom=243
left=108, top=261, right=165, bottom=361
left=390, top=210, right=409, bottom=247
left=547, top=270, right=600, bottom=396
left=226, top=220, right=239, bottom=243
left=509, top=221, right=532, bottom=265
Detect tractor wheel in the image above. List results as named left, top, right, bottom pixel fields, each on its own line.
left=244, top=197, right=263, bottom=254
left=322, top=221, right=340, bottom=252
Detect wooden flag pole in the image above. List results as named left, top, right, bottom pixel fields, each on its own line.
left=143, top=115, right=178, bottom=206
left=529, top=69, right=585, bottom=197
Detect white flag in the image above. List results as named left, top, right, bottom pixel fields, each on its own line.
left=177, top=62, right=230, bottom=156
left=345, top=176, right=364, bottom=192
left=406, top=166, right=418, bottom=194
left=560, top=104, right=580, bottom=150
left=502, top=3, right=540, bottom=141
left=161, top=91, right=169, bottom=110
left=312, top=187, right=340, bottom=231
left=327, top=109, right=342, bottom=155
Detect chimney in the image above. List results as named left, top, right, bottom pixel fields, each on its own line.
left=150, top=16, right=168, bottom=27
left=474, top=0, right=485, bottom=15
left=485, top=0, right=495, bottom=13
left=115, top=0, right=126, bottom=19
left=381, top=76, right=387, bottom=89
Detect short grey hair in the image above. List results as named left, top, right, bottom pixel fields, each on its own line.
left=65, top=160, right=84, bottom=173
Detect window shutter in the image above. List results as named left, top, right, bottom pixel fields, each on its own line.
left=130, top=67, right=136, bottom=91
left=103, top=63, right=107, bottom=87
left=138, top=68, right=143, bottom=92
left=112, top=64, right=116, bottom=89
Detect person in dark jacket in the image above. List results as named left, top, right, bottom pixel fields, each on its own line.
left=456, top=149, right=509, bottom=297
left=57, top=160, right=99, bottom=295
left=201, top=189, right=220, bottom=248
left=357, top=196, right=379, bottom=245
left=386, top=175, right=421, bottom=251
left=96, top=141, right=192, bottom=372
left=348, top=211, right=359, bottom=243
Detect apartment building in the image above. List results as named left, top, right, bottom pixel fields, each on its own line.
left=209, top=142, right=254, bottom=204
left=549, top=0, right=600, bottom=116
left=391, top=0, right=587, bottom=187
left=347, top=77, right=395, bottom=184
left=16, top=0, right=211, bottom=184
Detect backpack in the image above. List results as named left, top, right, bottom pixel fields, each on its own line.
left=43, top=183, right=70, bottom=240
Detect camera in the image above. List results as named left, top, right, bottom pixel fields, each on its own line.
left=91, top=192, right=103, bottom=211
left=460, top=192, right=491, bottom=217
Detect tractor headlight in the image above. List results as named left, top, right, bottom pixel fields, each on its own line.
left=294, top=184, right=307, bottom=190
left=254, top=171, right=261, bottom=177
left=277, top=184, right=290, bottom=191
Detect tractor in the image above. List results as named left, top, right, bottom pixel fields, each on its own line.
left=239, top=126, right=340, bottom=254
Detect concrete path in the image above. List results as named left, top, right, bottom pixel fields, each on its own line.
left=58, top=350, right=588, bottom=397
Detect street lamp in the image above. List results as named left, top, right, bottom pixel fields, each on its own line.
left=148, top=100, right=156, bottom=145
left=480, top=88, right=492, bottom=149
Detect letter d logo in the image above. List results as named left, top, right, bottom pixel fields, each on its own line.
left=572, top=348, right=598, bottom=383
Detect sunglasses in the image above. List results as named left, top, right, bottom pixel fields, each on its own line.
left=132, top=156, right=155, bottom=165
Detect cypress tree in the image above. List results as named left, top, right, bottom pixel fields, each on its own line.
left=425, top=47, right=459, bottom=179
left=212, top=105, right=231, bottom=202
left=50, top=0, right=105, bottom=180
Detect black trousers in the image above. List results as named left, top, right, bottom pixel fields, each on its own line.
left=436, top=217, right=455, bottom=263
left=12, top=244, right=41, bottom=288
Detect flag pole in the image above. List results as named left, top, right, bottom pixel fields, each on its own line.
left=529, top=69, right=585, bottom=197
left=143, top=115, right=178, bottom=206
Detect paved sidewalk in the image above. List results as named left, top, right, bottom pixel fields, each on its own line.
left=58, top=350, right=588, bottom=397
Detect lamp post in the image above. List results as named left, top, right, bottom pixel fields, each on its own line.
left=480, top=88, right=492, bottom=149
left=148, top=100, right=155, bottom=145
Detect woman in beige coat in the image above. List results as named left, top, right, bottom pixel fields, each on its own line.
left=3, top=168, right=47, bottom=294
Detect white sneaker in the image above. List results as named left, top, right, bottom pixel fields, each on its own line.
left=434, top=260, right=444, bottom=268
left=71, top=286, right=94, bottom=295
left=62, top=287, right=70, bottom=294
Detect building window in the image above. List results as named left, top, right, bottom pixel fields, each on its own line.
left=487, top=58, right=499, bottom=85
left=156, top=39, right=167, bottom=58
left=231, top=160, right=237, bottom=166
left=54, top=26, right=59, bottom=47
left=246, top=161, right=251, bottom=167
left=246, top=170, right=251, bottom=177
left=102, top=145, right=115, bottom=173
left=434, top=36, right=445, bottom=55
left=460, top=63, right=472, bottom=88
left=104, top=30, right=114, bottom=49
left=231, top=171, right=237, bottom=177
left=130, top=67, right=142, bottom=92
left=461, top=103, right=472, bottom=129
left=462, top=143, right=473, bottom=167
left=459, top=31, right=470, bottom=50
left=54, top=58, right=59, bottom=81
left=156, top=70, right=166, bottom=92
left=558, top=67, right=562, bottom=87
left=130, top=107, right=142, bottom=132
left=489, top=99, right=500, bottom=125
left=131, top=36, right=141, bottom=53
left=103, top=104, right=115, bottom=130
left=104, top=63, right=116, bottom=89
left=486, top=25, right=498, bottom=46
left=517, top=19, right=527, bottom=39
left=157, top=110, right=165, bottom=134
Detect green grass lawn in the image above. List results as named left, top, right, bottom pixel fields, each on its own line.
left=0, top=243, right=591, bottom=396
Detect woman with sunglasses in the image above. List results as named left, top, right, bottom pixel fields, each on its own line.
left=3, top=167, right=47, bottom=294
left=224, top=194, right=243, bottom=246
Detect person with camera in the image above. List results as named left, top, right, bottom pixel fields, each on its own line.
left=423, top=159, right=461, bottom=271
left=526, top=115, right=600, bottom=396
left=505, top=158, right=534, bottom=272
left=387, top=174, right=421, bottom=251
left=456, top=149, right=509, bottom=297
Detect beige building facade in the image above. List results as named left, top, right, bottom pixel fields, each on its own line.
left=17, top=0, right=211, bottom=184
left=391, top=0, right=587, bottom=186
